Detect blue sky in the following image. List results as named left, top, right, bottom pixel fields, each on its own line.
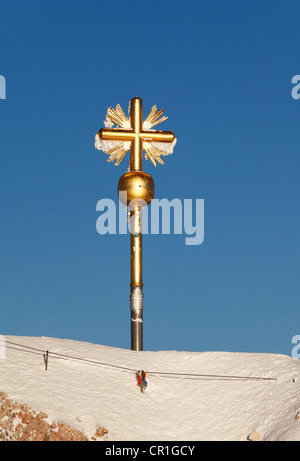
left=0, top=0, right=299, bottom=355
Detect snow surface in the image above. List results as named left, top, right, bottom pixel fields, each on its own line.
left=0, top=335, right=300, bottom=441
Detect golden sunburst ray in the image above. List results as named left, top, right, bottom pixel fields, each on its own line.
left=106, top=104, right=131, bottom=129
left=106, top=141, right=131, bottom=165
left=143, top=105, right=168, bottom=130
left=143, top=142, right=166, bottom=166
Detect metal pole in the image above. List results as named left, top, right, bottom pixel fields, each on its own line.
left=129, top=97, right=143, bottom=351
left=130, top=205, right=143, bottom=351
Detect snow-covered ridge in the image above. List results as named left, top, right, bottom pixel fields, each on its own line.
left=0, top=335, right=300, bottom=441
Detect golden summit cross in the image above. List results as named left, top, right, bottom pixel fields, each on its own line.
left=98, top=96, right=175, bottom=169
left=95, top=96, right=176, bottom=351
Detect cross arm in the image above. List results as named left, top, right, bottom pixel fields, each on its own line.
left=140, top=130, right=175, bottom=143
left=99, top=128, right=136, bottom=142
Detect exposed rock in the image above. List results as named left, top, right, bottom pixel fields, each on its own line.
left=0, top=392, right=92, bottom=441
left=248, top=431, right=261, bottom=441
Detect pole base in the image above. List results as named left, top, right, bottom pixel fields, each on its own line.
left=130, top=286, right=143, bottom=351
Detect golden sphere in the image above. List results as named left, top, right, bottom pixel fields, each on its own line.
left=118, top=171, right=155, bottom=207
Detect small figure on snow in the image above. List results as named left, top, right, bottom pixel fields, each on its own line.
left=136, top=370, right=147, bottom=392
